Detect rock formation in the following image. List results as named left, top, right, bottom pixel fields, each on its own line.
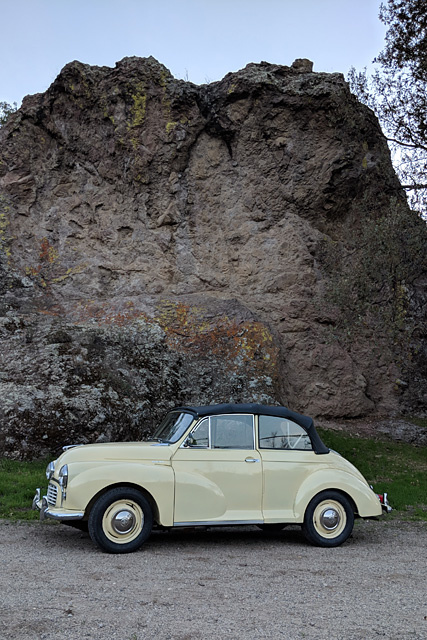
left=0, top=56, right=425, bottom=458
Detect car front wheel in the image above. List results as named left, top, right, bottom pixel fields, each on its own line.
left=302, top=491, right=354, bottom=547
left=88, top=487, right=153, bottom=553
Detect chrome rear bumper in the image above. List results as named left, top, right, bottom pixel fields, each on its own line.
left=32, top=488, right=84, bottom=521
left=378, top=492, right=392, bottom=513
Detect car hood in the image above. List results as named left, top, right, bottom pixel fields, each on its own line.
left=57, top=441, right=174, bottom=465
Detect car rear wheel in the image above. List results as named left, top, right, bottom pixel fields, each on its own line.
left=88, top=487, right=153, bottom=553
left=302, top=491, right=354, bottom=547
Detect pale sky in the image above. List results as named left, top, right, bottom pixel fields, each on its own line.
left=2, top=0, right=385, bottom=106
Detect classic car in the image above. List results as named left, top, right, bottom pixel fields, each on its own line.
left=32, top=403, right=391, bottom=553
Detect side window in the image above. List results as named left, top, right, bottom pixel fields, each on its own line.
left=187, top=418, right=210, bottom=448
left=259, top=416, right=312, bottom=451
left=211, top=415, right=254, bottom=449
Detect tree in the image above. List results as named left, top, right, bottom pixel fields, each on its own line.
left=320, top=198, right=427, bottom=339
left=0, top=101, right=17, bottom=127
left=376, top=0, right=427, bottom=80
left=348, top=0, right=427, bottom=217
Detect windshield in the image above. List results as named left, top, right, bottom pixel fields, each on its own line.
left=149, top=411, right=194, bottom=443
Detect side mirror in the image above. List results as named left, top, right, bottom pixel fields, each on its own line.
left=183, top=434, right=196, bottom=448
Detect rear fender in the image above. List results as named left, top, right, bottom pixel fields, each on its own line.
left=293, top=469, right=382, bottom=521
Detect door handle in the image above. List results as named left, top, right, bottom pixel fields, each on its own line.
left=245, top=457, right=260, bottom=463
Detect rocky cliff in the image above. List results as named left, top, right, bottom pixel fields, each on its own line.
left=0, top=56, right=425, bottom=458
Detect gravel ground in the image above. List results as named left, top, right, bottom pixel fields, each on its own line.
left=1, top=518, right=426, bottom=640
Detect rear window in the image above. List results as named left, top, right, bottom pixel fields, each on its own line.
left=259, top=415, right=312, bottom=450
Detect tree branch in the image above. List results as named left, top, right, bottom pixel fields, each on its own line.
left=386, top=137, right=427, bottom=153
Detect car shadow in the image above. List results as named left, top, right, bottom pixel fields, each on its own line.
left=32, top=518, right=378, bottom=554
left=151, top=525, right=306, bottom=548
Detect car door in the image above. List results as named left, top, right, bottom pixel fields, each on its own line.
left=258, top=415, right=320, bottom=522
left=172, top=414, right=263, bottom=525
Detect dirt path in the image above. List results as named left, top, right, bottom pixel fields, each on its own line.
left=0, top=518, right=426, bottom=640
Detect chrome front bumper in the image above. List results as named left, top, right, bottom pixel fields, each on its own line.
left=32, top=488, right=84, bottom=521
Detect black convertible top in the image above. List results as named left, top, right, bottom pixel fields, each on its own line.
left=175, top=403, right=329, bottom=454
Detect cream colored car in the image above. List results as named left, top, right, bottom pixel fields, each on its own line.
left=33, top=403, right=390, bottom=553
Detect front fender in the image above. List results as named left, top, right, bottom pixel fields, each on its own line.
left=293, top=469, right=382, bottom=521
left=64, top=461, right=175, bottom=526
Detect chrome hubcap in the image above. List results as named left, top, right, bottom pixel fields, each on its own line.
left=320, top=508, right=340, bottom=531
left=112, top=509, right=136, bottom=535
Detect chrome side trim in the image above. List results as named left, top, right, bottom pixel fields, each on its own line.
left=173, top=519, right=263, bottom=527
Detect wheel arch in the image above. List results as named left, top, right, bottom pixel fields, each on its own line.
left=83, top=482, right=160, bottom=524
left=304, top=488, right=358, bottom=517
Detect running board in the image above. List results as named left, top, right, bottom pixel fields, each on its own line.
left=173, top=520, right=264, bottom=527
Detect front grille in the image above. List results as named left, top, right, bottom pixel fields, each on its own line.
left=47, top=483, right=58, bottom=506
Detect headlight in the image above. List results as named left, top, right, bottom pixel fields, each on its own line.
left=58, top=464, right=68, bottom=488
left=46, top=461, right=55, bottom=481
